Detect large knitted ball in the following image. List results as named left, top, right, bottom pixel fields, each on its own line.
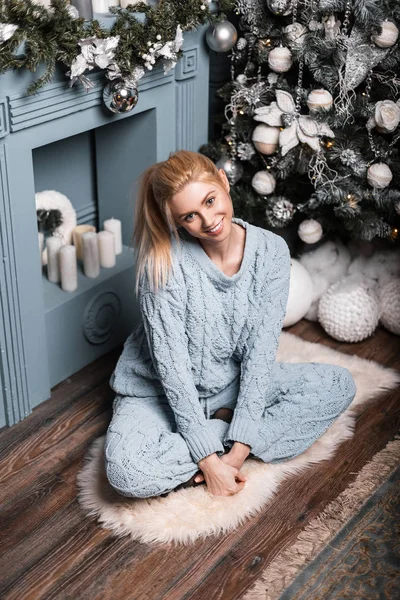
left=318, top=275, right=380, bottom=342
left=283, top=259, right=313, bottom=327
left=378, top=279, right=400, bottom=335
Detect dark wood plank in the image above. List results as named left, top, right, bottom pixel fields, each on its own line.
left=0, top=320, right=399, bottom=600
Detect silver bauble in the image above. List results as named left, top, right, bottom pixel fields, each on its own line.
left=206, top=21, right=238, bottom=52
left=216, top=156, right=243, bottom=185
left=266, top=197, right=294, bottom=227
left=103, top=79, right=139, bottom=114
left=266, top=0, right=292, bottom=16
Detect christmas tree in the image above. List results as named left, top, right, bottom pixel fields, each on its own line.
left=202, top=0, right=400, bottom=250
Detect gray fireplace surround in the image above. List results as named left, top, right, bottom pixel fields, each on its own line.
left=0, top=25, right=210, bottom=428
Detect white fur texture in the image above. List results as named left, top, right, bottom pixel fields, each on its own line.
left=76, top=331, right=400, bottom=546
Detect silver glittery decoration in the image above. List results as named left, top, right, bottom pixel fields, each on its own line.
left=345, top=26, right=390, bottom=90
left=237, top=142, right=256, bottom=161
left=237, top=37, right=247, bottom=50
left=266, top=0, right=292, bottom=16
left=265, top=197, right=295, bottom=227
left=395, top=201, right=400, bottom=216
left=67, top=36, right=120, bottom=89
left=0, top=23, right=18, bottom=43
left=216, top=155, right=244, bottom=185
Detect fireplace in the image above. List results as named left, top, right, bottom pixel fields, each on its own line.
left=0, top=26, right=210, bottom=427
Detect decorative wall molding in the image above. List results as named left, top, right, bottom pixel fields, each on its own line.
left=0, top=143, right=30, bottom=425
left=0, top=99, right=10, bottom=139
left=8, top=67, right=174, bottom=132
left=176, top=79, right=195, bottom=149
left=83, top=291, right=121, bottom=344
left=175, top=47, right=198, bottom=81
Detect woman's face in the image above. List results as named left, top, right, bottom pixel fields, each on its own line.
left=169, top=169, right=233, bottom=241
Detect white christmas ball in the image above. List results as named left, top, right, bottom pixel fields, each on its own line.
left=252, top=124, right=280, bottom=155
left=298, top=219, right=323, bottom=244
left=283, top=259, right=313, bottom=327
left=251, top=171, right=276, bottom=195
left=372, top=21, right=399, bottom=48
left=378, top=280, right=400, bottom=335
left=306, top=89, right=334, bottom=112
left=318, top=275, right=380, bottom=342
left=268, top=47, right=293, bottom=73
left=367, top=163, right=393, bottom=189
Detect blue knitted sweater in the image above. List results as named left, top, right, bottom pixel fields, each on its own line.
left=109, top=217, right=291, bottom=464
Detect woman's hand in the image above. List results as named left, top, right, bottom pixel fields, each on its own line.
left=195, top=444, right=249, bottom=485
left=196, top=453, right=247, bottom=496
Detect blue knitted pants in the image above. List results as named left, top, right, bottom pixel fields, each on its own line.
left=104, top=362, right=356, bottom=499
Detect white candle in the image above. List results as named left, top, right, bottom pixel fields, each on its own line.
left=59, top=245, right=78, bottom=292
left=92, top=0, right=109, bottom=12
left=109, top=0, right=120, bottom=5
left=46, top=236, right=63, bottom=283
left=103, top=217, right=122, bottom=255
left=72, top=224, right=96, bottom=260
left=98, top=230, right=116, bottom=268
left=82, top=232, right=100, bottom=278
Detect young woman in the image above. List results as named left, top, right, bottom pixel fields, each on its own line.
left=104, top=150, right=357, bottom=499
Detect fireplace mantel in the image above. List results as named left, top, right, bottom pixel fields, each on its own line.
left=0, top=26, right=210, bottom=428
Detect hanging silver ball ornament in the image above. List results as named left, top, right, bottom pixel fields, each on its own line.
left=367, top=163, right=393, bottom=189
left=251, top=171, right=276, bottom=196
left=372, top=21, right=399, bottom=48
left=206, top=21, right=238, bottom=53
left=268, top=46, right=293, bottom=73
left=298, top=219, right=323, bottom=244
left=252, top=124, right=280, bottom=155
left=216, top=156, right=243, bottom=185
left=103, top=79, right=139, bottom=114
left=266, top=197, right=295, bottom=227
left=266, top=0, right=293, bottom=16
left=306, top=89, right=334, bottom=112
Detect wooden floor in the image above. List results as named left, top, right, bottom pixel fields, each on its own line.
left=1, top=320, right=399, bottom=600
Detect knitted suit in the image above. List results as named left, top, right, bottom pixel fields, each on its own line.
left=104, top=217, right=357, bottom=498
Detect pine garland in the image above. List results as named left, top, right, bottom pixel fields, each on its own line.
left=0, top=0, right=235, bottom=94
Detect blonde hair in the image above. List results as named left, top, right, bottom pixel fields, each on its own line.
left=131, top=150, right=232, bottom=296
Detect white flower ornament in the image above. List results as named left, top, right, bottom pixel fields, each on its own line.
left=254, top=90, right=335, bottom=156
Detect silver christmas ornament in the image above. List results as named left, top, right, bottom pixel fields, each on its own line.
left=103, top=79, right=139, bottom=114
left=345, top=26, right=390, bottom=90
left=266, top=0, right=292, bottom=16
left=266, top=197, right=294, bottom=227
left=216, top=156, right=243, bottom=185
left=206, top=21, right=238, bottom=52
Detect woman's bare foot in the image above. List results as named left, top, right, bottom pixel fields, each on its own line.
left=211, top=407, right=233, bottom=423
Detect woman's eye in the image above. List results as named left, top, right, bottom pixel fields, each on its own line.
left=184, top=197, right=215, bottom=222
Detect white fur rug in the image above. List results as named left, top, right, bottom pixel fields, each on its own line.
left=76, top=331, right=400, bottom=546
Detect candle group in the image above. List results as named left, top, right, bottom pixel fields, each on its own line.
left=92, top=0, right=121, bottom=13
left=42, top=218, right=122, bottom=292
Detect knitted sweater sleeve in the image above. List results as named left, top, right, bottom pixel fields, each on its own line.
left=223, top=233, right=291, bottom=453
left=139, top=285, right=225, bottom=464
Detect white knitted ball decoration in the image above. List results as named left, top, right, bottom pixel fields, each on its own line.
left=251, top=170, right=276, bottom=195
left=268, top=46, right=293, bottom=73
left=378, top=280, right=400, bottom=335
left=252, top=124, right=280, bottom=155
left=298, top=219, right=323, bottom=244
left=367, top=163, right=393, bottom=188
left=306, top=89, right=333, bottom=112
left=283, top=259, right=313, bottom=327
left=372, top=21, right=399, bottom=48
left=318, top=275, right=380, bottom=342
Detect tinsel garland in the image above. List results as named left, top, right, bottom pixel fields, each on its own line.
left=0, top=0, right=235, bottom=94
